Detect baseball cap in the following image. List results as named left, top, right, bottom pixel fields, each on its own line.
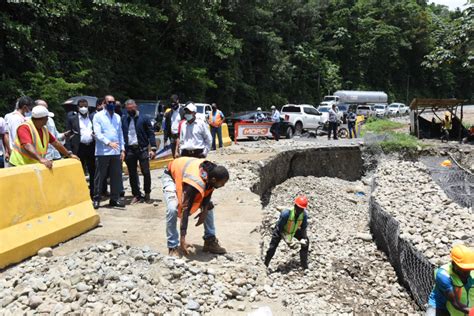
left=271, top=105, right=276, bottom=110
left=185, top=103, right=197, bottom=112
left=257, top=107, right=262, bottom=111
left=31, top=105, right=50, bottom=118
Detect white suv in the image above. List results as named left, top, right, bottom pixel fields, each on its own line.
left=194, top=103, right=213, bottom=122
left=281, top=104, right=322, bottom=134
left=388, top=103, right=408, bottom=116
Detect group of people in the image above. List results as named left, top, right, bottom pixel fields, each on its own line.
left=255, top=105, right=282, bottom=141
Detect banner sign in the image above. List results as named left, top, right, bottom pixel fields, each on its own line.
left=234, top=122, right=273, bottom=143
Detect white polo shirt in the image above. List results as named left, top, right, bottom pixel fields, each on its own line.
left=179, top=118, right=212, bottom=156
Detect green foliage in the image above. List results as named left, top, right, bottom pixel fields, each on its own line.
left=0, top=0, right=471, bottom=120
left=379, top=132, right=424, bottom=153
left=361, top=118, right=405, bottom=135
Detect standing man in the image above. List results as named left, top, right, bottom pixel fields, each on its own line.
left=178, top=103, right=212, bottom=158
left=9, top=106, right=78, bottom=168
left=347, top=109, right=357, bottom=139
left=5, top=96, right=34, bottom=162
left=66, top=99, right=96, bottom=198
left=163, top=94, right=181, bottom=158
left=92, top=95, right=125, bottom=209
left=264, top=196, right=310, bottom=270
left=255, top=107, right=266, bottom=122
left=208, top=103, right=225, bottom=150
left=0, top=116, right=10, bottom=168
left=426, top=244, right=474, bottom=316
left=35, top=99, right=64, bottom=161
left=442, top=111, right=452, bottom=141
left=162, top=157, right=229, bottom=256
left=122, top=99, right=157, bottom=204
left=328, top=104, right=338, bottom=140
left=270, top=105, right=281, bottom=141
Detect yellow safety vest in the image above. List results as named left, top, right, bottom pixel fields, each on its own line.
left=9, top=120, right=49, bottom=166
left=435, top=263, right=474, bottom=316
left=283, top=208, right=304, bottom=242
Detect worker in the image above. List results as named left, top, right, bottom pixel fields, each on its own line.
left=426, top=244, right=474, bottom=316
left=178, top=102, right=212, bottom=158
left=9, top=105, right=79, bottom=168
left=442, top=111, right=452, bottom=141
left=255, top=107, right=266, bottom=122
left=208, top=103, right=225, bottom=150
left=347, top=109, right=357, bottom=139
left=264, top=196, right=310, bottom=270
left=162, top=157, right=229, bottom=257
left=270, top=105, right=281, bottom=141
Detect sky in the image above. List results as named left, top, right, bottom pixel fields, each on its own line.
left=430, top=0, right=469, bottom=10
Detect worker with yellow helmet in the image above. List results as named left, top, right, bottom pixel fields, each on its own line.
left=426, top=245, right=474, bottom=316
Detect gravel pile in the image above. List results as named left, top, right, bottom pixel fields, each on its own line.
left=260, top=176, right=419, bottom=314
left=372, top=159, right=474, bottom=265
left=0, top=241, right=276, bottom=314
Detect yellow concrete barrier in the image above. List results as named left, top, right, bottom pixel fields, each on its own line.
left=0, top=159, right=99, bottom=269
left=219, top=123, right=232, bottom=147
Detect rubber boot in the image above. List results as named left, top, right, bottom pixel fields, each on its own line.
left=203, top=236, right=227, bottom=254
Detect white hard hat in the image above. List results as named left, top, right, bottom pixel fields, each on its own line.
left=257, top=107, right=262, bottom=111
left=185, top=102, right=197, bottom=112
left=271, top=105, right=276, bottom=110
left=31, top=105, right=49, bottom=118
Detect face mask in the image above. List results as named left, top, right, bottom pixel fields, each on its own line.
left=25, top=112, right=32, bottom=118
left=106, top=102, right=115, bottom=112
left=78, top=107, right=88, bottom=115
left=172, top=104, right=179, bottom=110
left=127, top=110, right=137, bottom=117
left=184, top=114, right=194, bottom=121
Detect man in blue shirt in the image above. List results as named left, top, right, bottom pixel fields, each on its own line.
left=347, top=109, right=357, bottom=139
left=270, top=106, right=281, bottom=141
left=264, top=196, right=310, bottom=270
left=426, top=245, right=474, bottom=316
left=122, top=99, right=157, bottom=204
left=93, top=95, right=125, bottom=209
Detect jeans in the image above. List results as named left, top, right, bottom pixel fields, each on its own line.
left=0, top=155, right=3, bottom=168
left=264, top=226, right=309, bottom=269
left=125, top=147, right=151, bottom=198
left=77, top=142, right=95, bottom=197
left=328, top=121, right=338, bottom=140
left=162, top=172, right=216, bottom=249
left=94, top=155, right=122, bottom=202
left=211, top=126, right=223, bottom=150
left=348, top=122, right=357, bottom=139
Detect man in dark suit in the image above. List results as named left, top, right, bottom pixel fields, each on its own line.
left=122, top=99, right=157, bottom=204
left=66, top=99, right=96, bottom=197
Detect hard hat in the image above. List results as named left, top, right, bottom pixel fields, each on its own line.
left=445, top=111, right=451, bottom=117
left=271, top=105, right=276, bottom=110
left=185, top=102, right=197, bottom=113
left=294, top=196, right=308, bottom=209
left=441, top=160, right=452, bottom=167
left=31, top=105, right=49, bottom=118
left=451, top=244, right=474, bottom=270
left=257, top=107, right=262, bottom=111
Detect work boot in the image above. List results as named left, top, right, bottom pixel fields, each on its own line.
left=202, top=236, right=226, bottom=254
left=144, top=193, right=151, bottom=203
left=168, top=247, right=179, bottom=257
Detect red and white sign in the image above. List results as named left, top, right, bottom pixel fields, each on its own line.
left=234, top=122, right=273, bottom=143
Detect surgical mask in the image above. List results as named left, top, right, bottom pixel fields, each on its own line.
left=184, top=114, right=194, bottom=121
left=78, top=107, right=89, bottom=115
left=172, top=104, right=179, bottom=110
left=25, top=112, right=32, bottom=118
left=127, top=110, right=137, bottom=117
left=106, top=102, right=115, bottom=112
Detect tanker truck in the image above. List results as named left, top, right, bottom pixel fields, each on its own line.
left=320, top=90, right=388, bottom=107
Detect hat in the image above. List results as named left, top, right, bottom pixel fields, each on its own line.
left=271, top=106, right=276, bottom=110
left=451, top=244, right=474, bottom=270
left=31, top=105, right=50, bottom=118
left=257, top=107, right=262, bottom=111
left=294, top=196, right=308, bottom=209
left=185, top=103, right=197, bottom=113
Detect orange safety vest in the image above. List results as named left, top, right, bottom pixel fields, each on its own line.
left=208, top=111, right=224, bottom=127
left=9, top=120, right=49, bottom=166
left=168, top=157, right=214, bottom=218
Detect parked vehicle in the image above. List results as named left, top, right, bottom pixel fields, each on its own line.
left=194, top=103, right=213, bottom=122
left=315, top=121, right=349, bottom=139
left=225, top=110, right=295, bottom=140
left=337, top=103, right=350, bottom=123
left=321, top=90, right=388, bottom=107
left=280, top=104, right=322, bottom=135
left=317, top=105, right=343, bottom=123
left=373, top=104, right=389, bottom=117
left=388, top=103, right=407, bottom=116
left=356, top=105, right=375, bottom=118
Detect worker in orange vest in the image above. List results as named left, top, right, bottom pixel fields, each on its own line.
left=162, top=157, right=229, bottom=257
left=208, top=103, right=225, bottom=150
left=264, top=196, right=310, bottom=270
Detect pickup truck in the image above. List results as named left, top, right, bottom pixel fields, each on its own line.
left=280, top=104, right=323, bottom=135
left=356, top=105, right=375, bottom=118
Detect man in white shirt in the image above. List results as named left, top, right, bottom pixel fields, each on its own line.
left=164, top=94, right=182, bottom=158
left=0, top=117, right=10, bottom=168
left=270, top=105, right=281, bottom=141
left=178, top=102, right=212, bottom=158
left=5, top=96, right=34, bottom=167
left=66, top=99, right=96, bottom=197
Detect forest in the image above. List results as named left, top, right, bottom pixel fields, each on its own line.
left=0, top=0, right=472, bottom=116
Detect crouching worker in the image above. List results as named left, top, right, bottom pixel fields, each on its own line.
left=162, top=157, right=229, bottom=257
left=426, top=244, right=474, bottom=316
left=264, top=196, right=309, bottom=270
